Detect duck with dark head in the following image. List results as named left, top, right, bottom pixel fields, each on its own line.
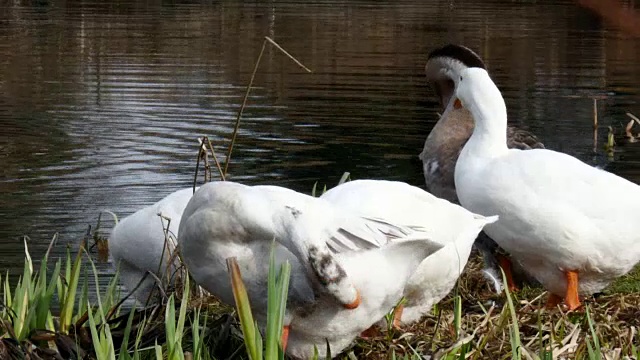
left=420, top=44, right=543, bottom=293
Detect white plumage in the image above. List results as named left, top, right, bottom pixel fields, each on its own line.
left=177, top=181, right=445, bottom=359
left=453, top=67, right=640, bottom=309
left=320, top=179, right=498, bottom=324
left=109, top=187, right=195, bottom=302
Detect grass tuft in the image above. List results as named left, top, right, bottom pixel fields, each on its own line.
left=3, top=222, right=640, bottom=360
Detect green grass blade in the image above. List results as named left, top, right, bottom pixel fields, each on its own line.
left=3, top=272, right=11, bottom=311
left=18, top=301, right=37, bottom=340
left=255, top=321, right=263, bottom=360
left=501, top=268, right=521, bottom=360
left=177, top=275, right=189, bottom=338
left=77, top=270, right=89, bottom=324
left=60, top=247, right=72, bottom=302
left=14, top=270, right=30, bottom=340
left=585, top=305, right=602, bottom=360
left=133, top=315, right=149, bottom=360
left=275, top=264, right=290, bottom=352
left=265, top=244, right=280, bottom=358
left=154, top=341, right=163, bottom=360
left=118, top=305, right=137, bottom=360
left=227, top=257, right=259, bottom=360
left=87, top=252, right=108, bottom=322
left=23, top=238, right=33, bottom=278
left=103, top=268, right=121, bottom=315
left=338, top=171, right=351, bottom=185
left=35, top=259, right=60, bottom=330
left=191, top=306, right=203, bottom=360
left=166, top=275, right=189, bottom=360
left=60, top=243, right=84, bottom=333
left=165, top=295, right=177, bottom=357
left=32, top=257, right=47, bottom=325
left=454, top=295, right=462, bottom=339
left=103, top=320, right=117, bottom=360
left=86, top=303, right=100, bottom=357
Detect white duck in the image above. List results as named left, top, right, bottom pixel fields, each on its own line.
left=421, top=44, right=544, bottom=292
left=453, top=67, right=640, bottom=310
left=178, top=181, right=446, bottom=359
left=321, top=179, right=499, bottom=326
left=110, top=187, right=195, bottom=302
left=421, top=44, right=545, bottom=206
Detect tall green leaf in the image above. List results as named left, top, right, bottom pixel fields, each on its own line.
left=60, top=243, right=84, bottom=333
left=227, top=257, right=259, bottom=360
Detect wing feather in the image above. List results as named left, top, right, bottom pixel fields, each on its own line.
left=325, top=216, right=436, bottom=254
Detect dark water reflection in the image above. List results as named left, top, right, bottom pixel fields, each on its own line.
left=1, top=0, right=640, bottom=289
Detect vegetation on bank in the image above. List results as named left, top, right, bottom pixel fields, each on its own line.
left=1, top=231, right=640, bottom=360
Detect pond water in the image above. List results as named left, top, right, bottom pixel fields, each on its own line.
left=1, top=0, right=640, bottom=288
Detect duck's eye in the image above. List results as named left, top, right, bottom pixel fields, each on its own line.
left=460, top=76, right=463, bottom=81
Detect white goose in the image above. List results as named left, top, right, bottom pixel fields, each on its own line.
left=320, top=179, right=499, bottom=325
left=453, top=67, right=640, bottom=310
left=177, top=181, right=446, bottom=359
left=110, top=187, right=195, bottom=302
left=421, top=44, right=544, bottom=292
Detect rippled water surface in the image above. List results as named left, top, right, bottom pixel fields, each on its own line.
left=2, top=0, right=640, bottom=285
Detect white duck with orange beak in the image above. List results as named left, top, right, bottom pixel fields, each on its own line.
left=320, top=179, right=499, bottom=325
left=178, top=181, right=453, bottom=359
left=421, top=44, right=544, bottom=294
left=453, top=67, right=640, bottom=310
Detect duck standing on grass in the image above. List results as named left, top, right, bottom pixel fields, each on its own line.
left=452, top=67, right=640, bottom=310
left=178, top=181, right=452, bottom=359
left=421, top=44, right=544, bottom=293
left=320, top=179, right=499, bottom=326
left=109, top=187, right=195, bottom=303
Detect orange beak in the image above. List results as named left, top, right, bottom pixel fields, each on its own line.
left=453, top=98, right=463, bottom=109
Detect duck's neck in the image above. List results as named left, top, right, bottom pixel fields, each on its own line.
left=464, top=98, right=509, bottom=157
left=425, top=96, right=475, bottom=147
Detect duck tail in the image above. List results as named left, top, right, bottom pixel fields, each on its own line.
left=477, top=214, right=499, bottom=225
left=466, top=214, right=500, bottom=245
left=460, top=214, right=499, bottom=242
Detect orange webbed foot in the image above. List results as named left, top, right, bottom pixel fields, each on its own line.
left=497, top=254, right=519, bottom=292
left=564, top=270, right=581, bottom=311
left=545, top=270, right=582, bottom=311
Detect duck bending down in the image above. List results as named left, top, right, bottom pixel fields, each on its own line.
left=178, top=181, right=446, bottom=359
left=320, top=179, right=499, bottom=326
left=110, top=187, right=195, bottom=302
left=420, top=44, right=543, bottom=292
left=453, top=67, right=640, bottom=310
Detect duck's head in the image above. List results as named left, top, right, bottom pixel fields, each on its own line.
left=425, top=44, right=486, bottom=109
left=453, top=68, right=506, bottom=123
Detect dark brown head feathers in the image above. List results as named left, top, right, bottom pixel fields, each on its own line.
left=427, top=44, right=486, bottom=70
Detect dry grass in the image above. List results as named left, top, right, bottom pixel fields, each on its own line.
left=117, top=252, right=640, bottom=360
left=3, top=234, right=640, bottom=360
left=342, top=252, right=640, bottom=360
